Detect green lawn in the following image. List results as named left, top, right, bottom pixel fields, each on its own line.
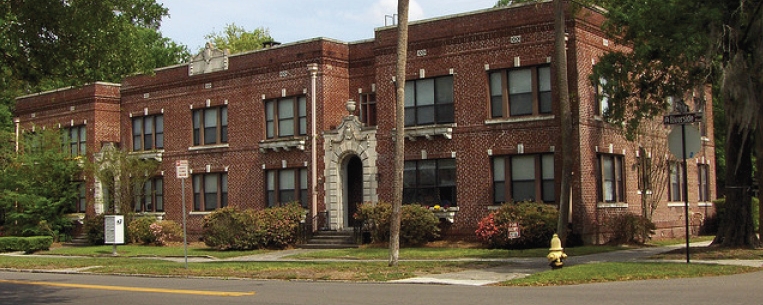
left=501, top=262, right=760, bottom=286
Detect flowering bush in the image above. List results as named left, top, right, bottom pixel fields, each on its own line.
left=202, top=203, right=305, bottom=250
left=475, top=201, right=558, bottom=249
left=129, top=217, right=182, bottom=246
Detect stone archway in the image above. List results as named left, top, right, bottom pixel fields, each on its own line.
left=323, top=114, right=378, bottom=230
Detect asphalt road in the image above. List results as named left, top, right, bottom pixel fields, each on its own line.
left=1, top=270, right=761, bottom=305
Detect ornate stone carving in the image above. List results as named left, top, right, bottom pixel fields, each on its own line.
left=188, top=43, right=230, bottom=76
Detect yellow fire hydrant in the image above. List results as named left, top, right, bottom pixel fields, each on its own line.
left=546, top=233, right=567, bottom=269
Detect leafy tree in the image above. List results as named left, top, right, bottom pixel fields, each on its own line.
left=0, top=129, right=81, bottom=239
left=0, top=0, right=189, bottom=133
left=203, top=23, right=273, bottom=54
left=591, top=0, right=761, bottom=247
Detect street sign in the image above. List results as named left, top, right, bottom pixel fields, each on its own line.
left=175, top=160, right=189, bottom=179
left=668, top=125, right=701, bottom=159
left=663, top=112, right=703, bottom=125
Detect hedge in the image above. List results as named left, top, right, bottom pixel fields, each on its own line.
left=0, top=236, right=54, bottom=253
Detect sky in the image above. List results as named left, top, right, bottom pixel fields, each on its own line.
left=158, top=0, right=499, bottom=51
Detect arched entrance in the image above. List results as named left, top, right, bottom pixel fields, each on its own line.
left=323, top=111, right=378, bottom=230
left=344, top=155, right=363, bottom=228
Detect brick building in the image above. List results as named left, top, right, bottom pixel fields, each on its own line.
left=15, top=1, right=715, bottom=243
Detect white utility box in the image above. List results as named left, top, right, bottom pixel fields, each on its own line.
left=104, top=215, right=125, bottom=244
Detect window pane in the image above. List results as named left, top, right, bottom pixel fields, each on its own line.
left=438, top=159, right=456, bottom=186
left=542, top=180, right=555, bottom=202
left=133, top=118, right=142, bottom=151
left=279, top=98, right=294, bottom=119
left=155, top=116, right=164, bottom=148
left=493, top=157, right=506, bottom=182
left=403, top=161, right=416, bottom=187
left=491, top=96, right=503, bottom=118
left=435, top=76, right=453, bottom=104
left=510, top=93, right=533, bottom=116
left=542, top=154, right=554, bottom=179
left=155, top=179, right=163, bottom=211
left=404, top=81, right=415, bottom=107
left=489, top=72, right=503, bottom=96
left=418, top=160, right=436, bottom=187
left=267, top=171, right=275, bottom=191
left=436, top=103, right=454, bottom=123
left=221, top=108, right=228, bottom=143
left=279, top=118, right=294, bottom=136
left=204, top=109, right=218, bottom=144
left=404, top=108, right=416, bottom=126
left=512, top=155, right=535, bottom=180
left=512, top=181, right=536, bottom=202
left=299, top=97, right=307, bottom=135
left=494, top=181, right=506, bottom=203
left=509, top=69, right=532, bottom=94
left=144, top=118, right=153, bottom=150
left=417, top=105, right=435, bottom=125
left=204, top=175, right=218, bottom=210
left=416, top=79, right=435, bottom=105
left=280, top=169, right=295, bottom=190
left=538, top=66, right=551, bottom=91
left=193, top=111, right=201, bottom=145
left=193, top=176, right=201, bottom=210
left=603, top=157, right=614, bottom=181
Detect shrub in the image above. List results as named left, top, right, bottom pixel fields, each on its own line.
left=354, top=202, right=440, bottom=246
left=0, top=236, right=53, bottom=253
left=604, top=213, right=655, bottom=245
left=149, top=220, right=182, bottom=246
left=475, top=202, right=558, bottom=249
left=83, top=214, right=105, bottom=245
left=129, top=217, right=182, bottom=246
left=128, top=217, right=157, bottom=244
left=202, top=204, right=305, bottom=250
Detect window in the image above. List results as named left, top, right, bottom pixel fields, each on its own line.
left=489, top=65, right=551, bottom=118
left=265, top=97, right=307, bottom=138
left=64, top=125, right=86, bottom=156
left=266, top=168, right=308, bottom=208
left=404, top=76, right=454, bottom=127
left=193, top=173, right=228, bottom=211
left=599, top=154, right=624, bottom=202
left=193, top=107, right=228, bottom=146
left=359, top=93, right=377, bottom=126
left=493, top=154, right=555, bottom=204
left=135, top=177, right=164, bottom=212
left=595, top=77, right=610, bottom=118
left=669, top=162, right=685, bottom=202
left=403, top=159, right=456, bottom=206
left=698, top=164, right=710, bottom=202
left=74, top=182, right=87, bottom=213
left=132, top=115, right=164, bottom=151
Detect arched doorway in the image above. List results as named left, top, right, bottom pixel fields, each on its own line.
left=344, top=155, right=363, bottom=228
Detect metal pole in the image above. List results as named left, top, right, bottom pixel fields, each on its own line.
left=681, top=123, right=690, bottom=263
left=182, top=178, right=188, bottom=269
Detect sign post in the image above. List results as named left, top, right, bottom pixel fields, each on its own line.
left=664, top=111, right=702, bottom=264
left=175, top=160, right=189, bottom=268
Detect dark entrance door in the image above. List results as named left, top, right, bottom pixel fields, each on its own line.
left=346, top=156, right=363, bottom=227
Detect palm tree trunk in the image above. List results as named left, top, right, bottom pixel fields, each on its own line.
left=554, top=0, right=572, bottom=244
left=389, top=0, right=409, bottom=267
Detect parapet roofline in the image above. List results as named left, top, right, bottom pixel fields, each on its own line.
left=15, top=81, right=121, bottom=101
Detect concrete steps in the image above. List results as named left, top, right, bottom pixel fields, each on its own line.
left=298, top=230, right=358, bottom=249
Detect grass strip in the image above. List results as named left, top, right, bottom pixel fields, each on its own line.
left=501, top=262, right=760, bottom=286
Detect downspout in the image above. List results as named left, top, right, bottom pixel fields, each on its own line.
left=307, top=63, right=319, bottom=230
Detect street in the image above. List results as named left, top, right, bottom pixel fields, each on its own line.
left=0, top=270, right=761, bottom=305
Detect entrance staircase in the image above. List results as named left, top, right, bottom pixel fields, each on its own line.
left=297, top=230, right=358, bottom=249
